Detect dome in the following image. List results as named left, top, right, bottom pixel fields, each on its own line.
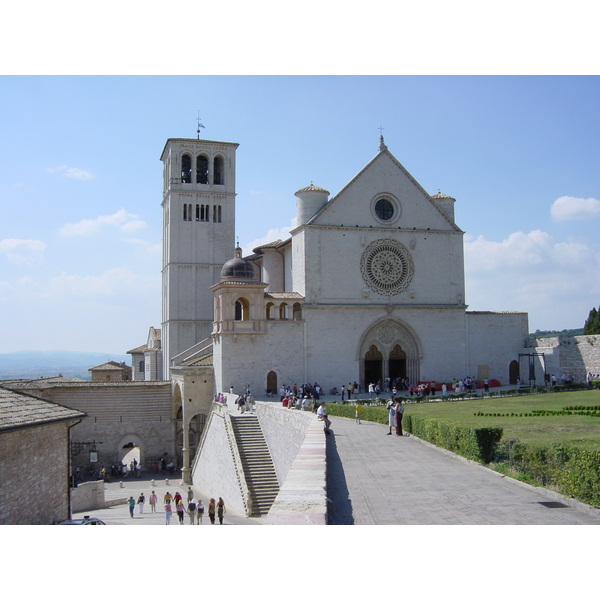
left=220, top=247, right=257, bottom=280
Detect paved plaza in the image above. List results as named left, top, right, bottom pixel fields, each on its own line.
left=75, top=393, right=600, bottom=526
left=326, top=414, right=600, bottom=525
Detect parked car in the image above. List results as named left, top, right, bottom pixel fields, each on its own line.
left=55, top=516, right=106, bottom=525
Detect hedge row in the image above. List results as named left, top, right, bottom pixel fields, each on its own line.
left=324, top=403, right=502, bottom=463
left=498, top=441, right=600, bottom=506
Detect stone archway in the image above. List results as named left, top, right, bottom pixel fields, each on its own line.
left=358, top=318, right=421, bottom=390
left=267, top=371, right=277, bottom=396
left=117, top=433, right=145, bottom=470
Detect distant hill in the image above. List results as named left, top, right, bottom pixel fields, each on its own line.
left=0, top=351, right=130, bottom=381
left=529, top=328, right=584, bottom=340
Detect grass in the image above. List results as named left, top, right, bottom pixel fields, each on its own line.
left=401, top=389, right=600, bottom=449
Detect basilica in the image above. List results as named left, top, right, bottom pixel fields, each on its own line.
left=154, top=134, right=529, bottom=397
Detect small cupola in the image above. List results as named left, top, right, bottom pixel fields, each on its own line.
left=220, top=247, right=257, bottom=281
left=294, top=183, right=330, bottom=226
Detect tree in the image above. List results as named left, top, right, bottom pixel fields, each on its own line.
left=583, top=306, right=600, bottom=334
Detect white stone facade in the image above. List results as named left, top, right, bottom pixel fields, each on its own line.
left=166, top=135, right=530, bottom=395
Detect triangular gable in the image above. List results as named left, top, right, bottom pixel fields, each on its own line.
left=306, top=148, right=461, bottom=232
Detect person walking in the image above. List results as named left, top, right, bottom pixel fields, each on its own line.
left=137, top=492, right=145, bottom=514
left=217, top=497, right=226, bottom=525
left=176, top=500, right=186, bottom=524
left=197, top=500, right=204, bottom=524
left=149, top=491, right=157, bottom=513
left=164, top=501, right=172, bottom=525
left=395, top=398, right=404, bottom=436
left=127, top=496, right=136, bottom=518
left=187, top=499, right=197, bottom=524
left=208, top=498, right=216, bottom=524
left=164, top=491, right=173, bottom=504
left=187, top=487, right=194, bottom=503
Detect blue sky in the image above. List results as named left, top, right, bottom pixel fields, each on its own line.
left=1, top=75, right=599, bottom=353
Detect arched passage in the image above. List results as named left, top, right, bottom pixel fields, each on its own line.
left=116, top=434, right=145, bottom=470
left=358, top=318, right=421, bottom=390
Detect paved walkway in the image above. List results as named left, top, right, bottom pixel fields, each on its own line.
left=326, top=415, right=600, bottom=525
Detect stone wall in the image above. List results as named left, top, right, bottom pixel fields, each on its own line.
left=529, top=334, right=600, bottom=383
left=71, top=480, right=106, bottom=513
left=0, top=422, right=71, bottom=524
left=255, top=402, right=314, bottom=485
left=192, top=406, right=247, bottom=515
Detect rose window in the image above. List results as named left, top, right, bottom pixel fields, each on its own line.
left=360, top=239, right=414, bottom=296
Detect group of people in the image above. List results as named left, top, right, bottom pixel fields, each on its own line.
left=385, top=396, right=405, bottom=437
left=127, top=487, right=226, bottom=524
left=235, top=393, right=255, bottom=414
left=280, top=383, right=322, bottom=402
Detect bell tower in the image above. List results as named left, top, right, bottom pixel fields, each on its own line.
left=160, top=137, right=239, bottom=376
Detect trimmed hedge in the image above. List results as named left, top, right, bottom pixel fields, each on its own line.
left=501, top=441, right=600, bottom=506
left=324, top=403, right=502, bottom=463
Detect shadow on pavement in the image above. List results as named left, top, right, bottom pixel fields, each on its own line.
left=325, top=430, right=354, bottom=525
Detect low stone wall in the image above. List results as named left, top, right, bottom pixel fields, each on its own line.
left=264, top=415, right=327, bottom=524
left=255, top=402, right=314, bottom=485
left=71, top=480, right=106, bottom=513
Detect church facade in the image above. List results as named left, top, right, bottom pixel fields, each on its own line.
left=160, top=135, right=529, bottom=397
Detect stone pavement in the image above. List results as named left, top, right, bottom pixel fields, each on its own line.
left=326, top=414, right=600, bottom=524
left=72, top=474, right=264, bottom=525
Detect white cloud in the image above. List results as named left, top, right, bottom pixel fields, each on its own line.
left=241, top=221, right=296, bottom=257
left=59, top=208, right=147, bottom=237
left=0, top=238, right=46, bottom=266
left=551, top=195, right=600, bottom=221
left=464, top=230, right=600, bottom=330
left=46, top=165, right=95, bottom=181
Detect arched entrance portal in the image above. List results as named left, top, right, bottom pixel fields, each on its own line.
left=267, top=371, right=277, bottom=395
left=359, top=318, right=421, bottom=391
left=509, top=360, right=520, bottom=385
left=116, top=434, right=145, bottom=470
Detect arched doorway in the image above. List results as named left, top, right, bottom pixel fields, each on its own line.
left=267, top=371, right=277, bottom=395
left=365, top=345, right=383, bottom=387
left=509, top=360, right=520, bottom=385
left=188, top=413, right=207, bottom=463
left=388, top=344, right=407, bottom=382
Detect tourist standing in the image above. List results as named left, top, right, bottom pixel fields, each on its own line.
left=395, top=399, right=404, bottom=436
left=149, top=491, right=157, bottom=512
left=197, top=500, right=204, bottom=524
left=386, top=398, right=396, bottom=435
left=164, top=501, right=172, bottom=525
left=355, top=402, right=362, bottom=424
left=127, top=496, right=135, bottom=518
left=137, top=492, right=145, bottom=514
left=208, top=498, right=216, bottom=524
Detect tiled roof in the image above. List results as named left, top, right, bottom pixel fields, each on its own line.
left=0, top=386, right=85, bottom=432
left=88, top=361, right=131, bottom=371
left=294, top=184, right=330, bottom=195
left=264, top=292, right=304, bottom=299
left=431, top=192, right=456, bottom=200
left=178, top=353, right=213, bottom=367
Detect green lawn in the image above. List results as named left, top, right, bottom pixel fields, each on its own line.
left=402, top=389, right=600, bottom=448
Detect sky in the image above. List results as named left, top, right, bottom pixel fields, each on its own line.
left=1, top=75, right=599, bottom=354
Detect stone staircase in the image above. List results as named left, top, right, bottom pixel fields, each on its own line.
left=230, top=415, right=279, bottom=516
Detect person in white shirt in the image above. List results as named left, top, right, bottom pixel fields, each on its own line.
left=317, top=402, right=331, bottom=433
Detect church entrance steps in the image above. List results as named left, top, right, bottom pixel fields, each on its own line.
left=230, top=415, right=279, bottom=516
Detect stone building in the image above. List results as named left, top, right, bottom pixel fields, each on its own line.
left=0, top=386, right=84, bottom=525
left=89, top=360, right=132, bottom=382
left=127, top=326, right=163, bottom=381
left=160, top=134, right=530, bottom=399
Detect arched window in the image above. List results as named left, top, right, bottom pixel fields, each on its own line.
left=235, top=298, right=250, bottom=321
left=214, top=156, right=224, bottom=185
left=181, top=154, right=192, bottom=183
left=279, top=303, right=289, bottom=320
left=217, top=205, right=222, bottom=223
left=266, top=302, right=275, bottom=320
left=196, top=204, right=200, bottom=221
left=292, top=303, right=302, bottom=321
left=196, top=155, right=209, bottom=184
left=139, top=361, right=145, bottom=372
left=183, top=203, right=192, bottom=221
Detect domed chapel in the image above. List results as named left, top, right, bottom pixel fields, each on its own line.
left=158, top=134, right=528, bottom=397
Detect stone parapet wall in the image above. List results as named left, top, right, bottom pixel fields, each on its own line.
left=264, top=412, right=327, bottom=525
left=71, top=480, right=106, bottom=513
left=255, top=402, right=314, bottom=485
